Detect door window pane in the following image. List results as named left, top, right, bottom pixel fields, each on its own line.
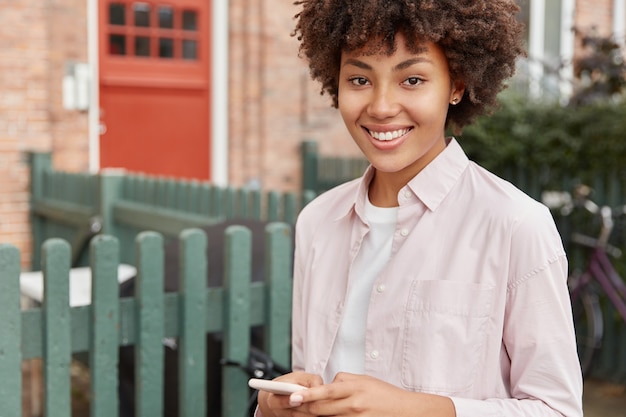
left=182, top=10, right=197, bottom=31
left=182, top=40, right=197, bottom=60
left=109, top=34, right=126, bottom=55
left=109, top=3, right=126, bottom=25
left=159, top=38, right=174, bottom=58
left=159, top=6, right=174, bottom=29
left=134, top=3, right=150, bottom=27
left=135, top=36, right=151, bottom=56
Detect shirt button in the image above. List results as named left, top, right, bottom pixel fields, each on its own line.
left=376, top=284, right=386, bottom=293
left=403, top=190, right=412, bottom=199
left=370, top=350, right=379, bottom=359
left=400, top=228, right=409, bottom=237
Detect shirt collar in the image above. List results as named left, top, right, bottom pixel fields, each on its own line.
left=408, top=138, right=469, bottom=211
left=335, top=137, right=469, bottom=220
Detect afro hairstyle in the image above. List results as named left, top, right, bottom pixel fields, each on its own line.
left=293, top=0, right=526, bottom=132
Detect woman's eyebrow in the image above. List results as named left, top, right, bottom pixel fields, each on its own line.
left=341, top=56, right=432, bottom=71
left=342, top=58, right=371, bottom=70
left=394, top=57, right=432, bottom=71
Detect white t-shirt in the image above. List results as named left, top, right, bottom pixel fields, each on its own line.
left=323, top=196, right=398, bottom=383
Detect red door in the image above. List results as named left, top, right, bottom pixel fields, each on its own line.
left=99, top=0, right=211, bottom=179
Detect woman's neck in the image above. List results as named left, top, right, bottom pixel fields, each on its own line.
left=368, top=171, right=405, bottom=207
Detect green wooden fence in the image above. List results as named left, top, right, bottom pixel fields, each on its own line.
left=0, top=223, right=292, bottom=417
left=301, top=141, right=370, bottom=196
left=29, top=152, right=315, bottom=269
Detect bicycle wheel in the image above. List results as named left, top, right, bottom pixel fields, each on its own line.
left=570, top=286, right=603, bottom=377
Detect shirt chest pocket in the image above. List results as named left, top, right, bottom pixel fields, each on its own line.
left=401, top=280, right=494, bottom=395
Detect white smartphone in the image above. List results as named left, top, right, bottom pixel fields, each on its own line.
left=248, top=378, right=307, bottom=395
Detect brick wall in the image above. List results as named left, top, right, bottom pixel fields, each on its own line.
left=228, top=0, right=360, bottom=192
left=573, top=0, right=624, bottom=77
left=0, top=1, right=52, bottom=268
left=575, top=0, right=614, bottom=35
left=0, top=0, right=88, bottom=268
left=47, top=0, right=89, bottom=172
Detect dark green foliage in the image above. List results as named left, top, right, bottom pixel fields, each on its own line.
left=459, top=95, right=626, bottom=195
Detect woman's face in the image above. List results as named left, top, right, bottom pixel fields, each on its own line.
left=338, top=33, right=464, bottom=185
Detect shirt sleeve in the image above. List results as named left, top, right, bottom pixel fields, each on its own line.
left=452, top=206, right=583, bottom=417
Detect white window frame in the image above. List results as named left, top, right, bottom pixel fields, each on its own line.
left=523, top=0, right=575, bottom=101
left=615, top=0, right=625, bottom=46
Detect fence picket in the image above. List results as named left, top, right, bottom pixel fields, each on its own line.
left=222, top=226, right=252, bottom=417
left=0, top=244, right=22, bottom=417
left=211, top=186, right=224, bottom=218
left=135, top=232, right=165, bottom=417
left=178, top=229, right=208, bottom=417
left=199, top=183, right=211, bottom=215
left=264, top=223, right=292, bottom=369
left=267, top=191, right=280, bottom=222
left=90, top=235, right=121, bottom=417
left=224, top=187, right=236, bottom=218
left=250, top=189, right=262, bottom=220
left=42, top=239, right=72, bottom=417
left=283, top=193, right=297, bottom=225
left=187, top=181, right=201, bottom=215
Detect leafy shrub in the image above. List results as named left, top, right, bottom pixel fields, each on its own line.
left=459, top=95, right=626, bottom=198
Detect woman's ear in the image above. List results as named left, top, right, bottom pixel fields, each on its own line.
left=450, top=80, right=466, bottom=105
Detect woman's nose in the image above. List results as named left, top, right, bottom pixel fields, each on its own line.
left=367, top=87, right=400, bottom=119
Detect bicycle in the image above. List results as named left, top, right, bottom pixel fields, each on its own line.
left=543, top=185, right=626, bottom=377
left=221, top=346, right=290, bottom=416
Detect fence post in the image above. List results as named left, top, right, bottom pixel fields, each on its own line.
left=283, top=193, right=297, bottom=225
left=99, top=168, right=126, bottom=259
left=267, top=191, right=280, bottom=222
left=0, top=244, right=22, bottom=417
left=264, top=223, right=293, bottom=369
left=222, top=226, right=252, bottom=417
left=90, top=235, right=121, bottom=417
left=42, top=238, right=72, bottom=417
left=29, top=152, right=53, bottom=269
left=178, top=228, right=207, bottom=417
left=301, top=140, right=319, bottom=194
left=135, top=232, right=165, bottom=417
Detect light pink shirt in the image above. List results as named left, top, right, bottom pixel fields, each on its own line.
left=291, top=139, right=583, bottom=417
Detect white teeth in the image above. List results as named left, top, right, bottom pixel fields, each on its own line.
left=369, top=128, right=409, bottom=141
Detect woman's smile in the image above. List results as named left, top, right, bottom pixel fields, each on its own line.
left=366, top=127, right=413, bottom=141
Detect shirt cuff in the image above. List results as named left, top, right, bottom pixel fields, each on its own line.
left=450, top=396, right=499, bottom=417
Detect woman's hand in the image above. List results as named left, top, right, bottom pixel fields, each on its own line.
left=288, top=372, right=456, bottom=417
left=257, top=372, right=324, bottom=417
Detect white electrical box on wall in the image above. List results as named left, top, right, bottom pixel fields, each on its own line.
left=63, top=62, right=90, bottom=111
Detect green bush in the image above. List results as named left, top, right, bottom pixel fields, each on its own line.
left=459, top=95, right=626, bottom=199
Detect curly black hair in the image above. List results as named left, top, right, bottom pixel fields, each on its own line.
left=293, top=0, right=526, bottom=132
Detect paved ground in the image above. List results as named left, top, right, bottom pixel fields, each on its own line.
left=583, top=378, right=626, bottom=417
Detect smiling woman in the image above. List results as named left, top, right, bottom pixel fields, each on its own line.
left=254, top=1, right=584, bottom=417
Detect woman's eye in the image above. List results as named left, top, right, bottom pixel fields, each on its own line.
left=349, top=77, right=369, bottom=86
left=403, top=77, right=423, bottom=86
